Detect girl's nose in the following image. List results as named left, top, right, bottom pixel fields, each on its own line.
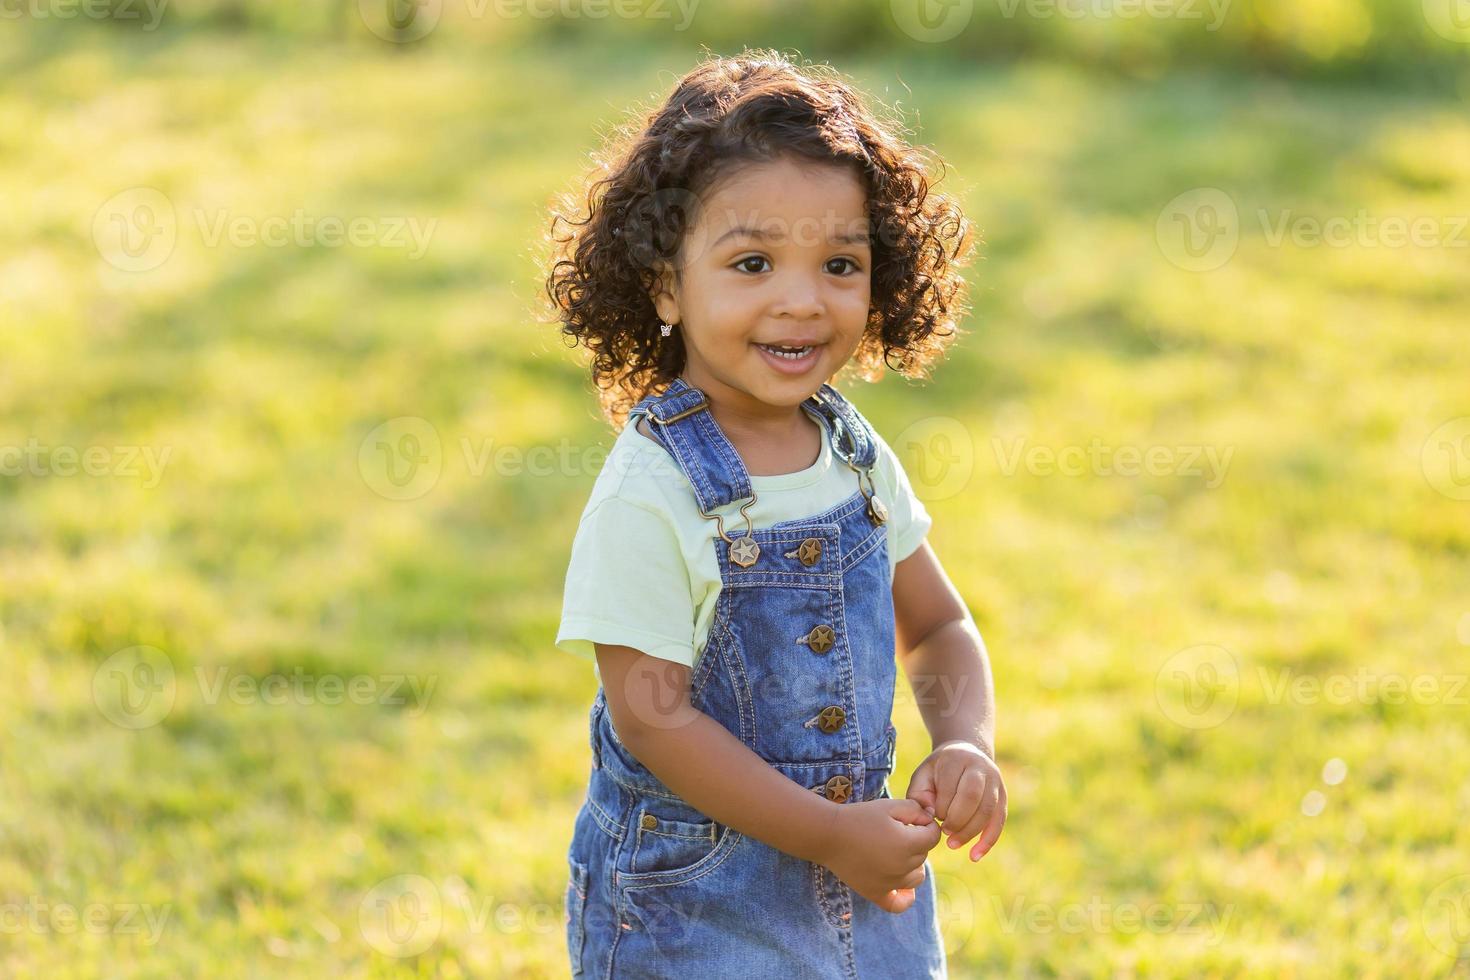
left=771, top=283, right=826, bottom=320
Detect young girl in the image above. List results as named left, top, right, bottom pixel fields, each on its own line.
left=545, top=49, right=1004, bottom=978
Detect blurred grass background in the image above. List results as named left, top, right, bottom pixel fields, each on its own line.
left=2, top=1, right=1469, bottom=976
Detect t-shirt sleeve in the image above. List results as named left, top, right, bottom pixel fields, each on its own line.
left=556, top=496, right=698, bottom=668
left=873, top=429, right=934, bottom=565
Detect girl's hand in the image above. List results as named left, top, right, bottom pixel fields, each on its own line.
left=820, top=798, right=941, bottom=914
left=904, top=740, right=1007, bottom=862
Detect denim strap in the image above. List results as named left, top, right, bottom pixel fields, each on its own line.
left=626, top=376, right=878, bottom=513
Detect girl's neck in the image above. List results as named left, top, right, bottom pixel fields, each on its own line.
left=677, top=378, right=822, bottom=478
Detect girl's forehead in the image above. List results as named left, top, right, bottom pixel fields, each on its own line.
left=703, top=156, right=865, bottom=202
left=694, top=161, right=869, bottom=242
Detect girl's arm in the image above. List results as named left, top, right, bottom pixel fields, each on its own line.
left=593, top=641, right=942, bottom=911
left=594, top=642, right=842, bottom=864
left=891, top=540, right=995, bottom=758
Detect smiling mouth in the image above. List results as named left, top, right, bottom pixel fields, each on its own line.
left=754, top=342, right=820, bottom=360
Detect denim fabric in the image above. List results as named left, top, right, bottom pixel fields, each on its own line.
left=565, top=378, right=946, bottom=978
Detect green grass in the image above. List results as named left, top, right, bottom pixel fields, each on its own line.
left=2, top=23, right=1468, bottom=978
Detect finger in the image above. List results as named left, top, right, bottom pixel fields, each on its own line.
left=907, top=826, right=942, bottom=860
left=899, top=865, right=927, bottom=890
left=941, top=772, right=987, bottom=845
left=890, top=799, right=935, bottom=826
left=958, top=775, right=1005, bottom=846
left=904, top=766, right=937, bottom=815
left=969, top=786, right=1008, bottom=861
left=877, top=887, right=916, bottom=914
left=897, top=824, right=942, bottom=857
left=897, top=814, right=943, bottom=844
left=932, top=760, right=966, bottom=822
left=951, top=778, right=1002, bottom=848
left=906, top=788, right=936, bottom=816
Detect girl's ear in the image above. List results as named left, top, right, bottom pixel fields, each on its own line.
left=649, top=261, right=681, bottom=326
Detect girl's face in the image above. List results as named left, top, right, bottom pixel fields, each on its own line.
left=651, top=155, right=872, bottom=416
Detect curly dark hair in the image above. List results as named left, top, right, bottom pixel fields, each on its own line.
left=542, top=46, right=976, bottom=430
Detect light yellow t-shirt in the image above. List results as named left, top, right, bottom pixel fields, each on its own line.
left=556, top=402, right=932, bottom=682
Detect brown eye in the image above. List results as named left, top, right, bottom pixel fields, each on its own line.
left=827, top=258, right=861, bottom=275
left=733, top=256, right=770, bottom=274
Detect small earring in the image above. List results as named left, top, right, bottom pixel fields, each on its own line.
left=659, top=321, right=675, bottom=338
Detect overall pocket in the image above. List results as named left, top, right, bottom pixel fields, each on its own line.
left=565, top=856, right=588, bottom=977
left=618, top=797, right=739, bottom=889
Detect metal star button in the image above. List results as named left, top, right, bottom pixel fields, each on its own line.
left=816, top=706, right=846, bottom=733
left=823, top=775, right=852, bottom=803
left=804, top=624, right=836, bottom=654
left=729, top=536, right=760, bottom=568
left=796, top=537, right=823, bottom=566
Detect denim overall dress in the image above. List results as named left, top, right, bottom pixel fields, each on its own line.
left=564, top=377, right=946, bottom=978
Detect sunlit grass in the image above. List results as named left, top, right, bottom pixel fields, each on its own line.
left=1, top=22, right=1467, bottom=978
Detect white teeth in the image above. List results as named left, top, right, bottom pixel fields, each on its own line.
left=758, top=344, right=814, bottom=360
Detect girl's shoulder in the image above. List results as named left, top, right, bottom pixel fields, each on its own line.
left=633, top=415, right=660, bottom=448
left=575, top=415, right=699, bottom=529
left=820, top=391, right=930, bottom=532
